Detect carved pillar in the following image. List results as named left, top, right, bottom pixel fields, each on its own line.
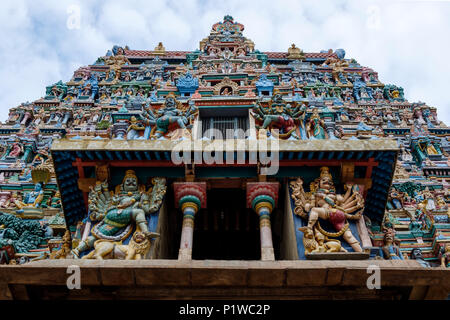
left=246, top=182, right=279, bottom=261
left=21, top=146, right=33, bottom=162
left=62, top=111, right=71, bottom=125
left=46, top=113, right=55, bottom=124
left=1, top=146, right=11, bottom=160
left=20, top=112, right=31, bottom=126
left=173, top=182, right=207, bottom=260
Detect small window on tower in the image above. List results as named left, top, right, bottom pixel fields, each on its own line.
left=201, top=116, right=249, bottom=139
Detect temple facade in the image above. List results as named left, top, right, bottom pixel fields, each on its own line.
left=0, top=16, right=449, bottom=300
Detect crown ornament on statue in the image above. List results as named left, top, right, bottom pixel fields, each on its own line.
left=319, top=166, right=332, bottom=180
left=123, top=170, right=138, bottom=182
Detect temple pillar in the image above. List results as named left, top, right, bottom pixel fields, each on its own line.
left=1, top=146, right=11, bottom=160
left=21, top=146, right=33, bottom=162
left=173, top=182, right=207, bottom=260
left=62, top=112, right=71, bottom=125
left=20, top=112, right=31, bottom=126
left=246, top=182, right=279, bottom=261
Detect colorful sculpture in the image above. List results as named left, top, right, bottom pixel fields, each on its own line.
left=15, top=183, right=44, bottom=212
left=142, top=93, right=198, bottom=139
left=71, top=171, right=166, bottom=258
left=0, top=15, right=448, bottom=271
left=290, top=167, right=365, bottom=252
left=252, top=90, right=305, bottom=139
left=381, top=232, right=403, bottom=260
left=8, top=140, right=24, bottom=158
left=306, top=108, right=328, bottom=139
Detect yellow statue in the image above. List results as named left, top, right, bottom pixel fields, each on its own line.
left=298, top=225, right=347, bottom=254
left=50, top=230, right=72, bottom=259
left=426, top=143, right=438, bottom=155
left=322, top=56, right=348, bottom=84
left=441, top=244, right=450, bottom=268
left=82, top=231, right=159, bottom=260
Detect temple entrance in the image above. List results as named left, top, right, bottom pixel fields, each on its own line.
left=192, top=188, right=260, bottom=260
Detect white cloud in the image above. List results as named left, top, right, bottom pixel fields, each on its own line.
left=0, top=0, right=448, bottom=124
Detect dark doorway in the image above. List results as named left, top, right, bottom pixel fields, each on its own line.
left=192, top=188, right=260, bottom=260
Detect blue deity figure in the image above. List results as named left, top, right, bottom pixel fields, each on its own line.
left=15, top=183, right=44, bottom=213
left=422, top=109, right=434, bottom=128
left=413, top=189, right=424, bottom=203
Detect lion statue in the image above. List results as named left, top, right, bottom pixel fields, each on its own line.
left=82, top=231, right=159, bottom=260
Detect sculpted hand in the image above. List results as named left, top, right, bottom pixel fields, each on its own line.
left=344, top=183, right=353, bottom=191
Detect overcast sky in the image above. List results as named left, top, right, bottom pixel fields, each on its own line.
left=1, top=0, right=449, bottom=124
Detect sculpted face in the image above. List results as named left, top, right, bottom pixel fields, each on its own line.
left=34, top=183, right=42, bottom=192
left=385, top=232, right=394, bottom=243
left=319, top=176, right=332, bottom=189
left=123, top=176, right=138, bottom=192
left=134, top=232, right=146, bottom=243
left=411, top=248, right=423, bottom=259
left=165, top=97, right=176, bottom=108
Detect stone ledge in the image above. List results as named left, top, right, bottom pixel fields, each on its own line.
left=51, top=138, right=399, bottom=152
left=0, top=259, right=448, bottom=289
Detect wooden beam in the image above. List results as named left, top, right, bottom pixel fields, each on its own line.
left=71, top=159, right=380, bottom=168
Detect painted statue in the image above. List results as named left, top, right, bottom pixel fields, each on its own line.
left=290, top=167, right=365, bottom=252
left=386, top=188, right=404, bottom=210
left=252, top=90, right=305, bottom=139
left=410, top=248, right=431, bottom=267
left=306, top=108, right=328, bottom=139
left=142, top=93, right=198, bottom=139
left=126, top=116, right=146, bottom=140
left=50, top=230, right=72, bottom=259
left=15, top=183, right=44, bottom=212
left=8, top=140, right=24, bottom=158
left=82, top=231, right=158, bottom=260
left=71, top=170, right=166, bottom=259
left=440, top=244, right=450, bottom=268
left=322, top=55, right=349, bottom=85
left=422, top=187, right=436, bottom=211
left=381, top=232, right=403, bottom=260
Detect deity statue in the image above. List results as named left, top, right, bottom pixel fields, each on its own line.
left=112, top=87, right=124, bottom=98
left=142, top=93, right=198, bottom=139
left=386, top=188, right=404, bottom=210
left=436, top=195, right=447, bottom=210
left=290, top=167, right=365, bottom=252
left=306, top=108, right=328, bottom=139
left=31, top=146, right=50, bottom=167
left=50, top=191, right=61, bottom=208
left=410, top=248, right=431, bottom=267
left=15, top=183, right=44, bottom=212
left=422, top=187, right=436, bottom=211
left=381, top=231, right=403, bottom=260
left=50, top=230, right=72, bottom=259
left=415, top=202, right=431, bottom=230
left=341, top=88, right=353, bottom=102
left=400, top=146, right=413, bottom=162
left=33, top=108, right=46, bottom=127
left=8, top=140, right=24, bottom=158
left=71, top=170, right=166, bottom=259
left=252, top=90, right=305, bottom=140
left=127, top=116, right=146, bottom=140
left=7, top=192, right=20, bottom=209
left=322, top=55, right=349, bottom=84
left=440, top=244, right=450, bottom=268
